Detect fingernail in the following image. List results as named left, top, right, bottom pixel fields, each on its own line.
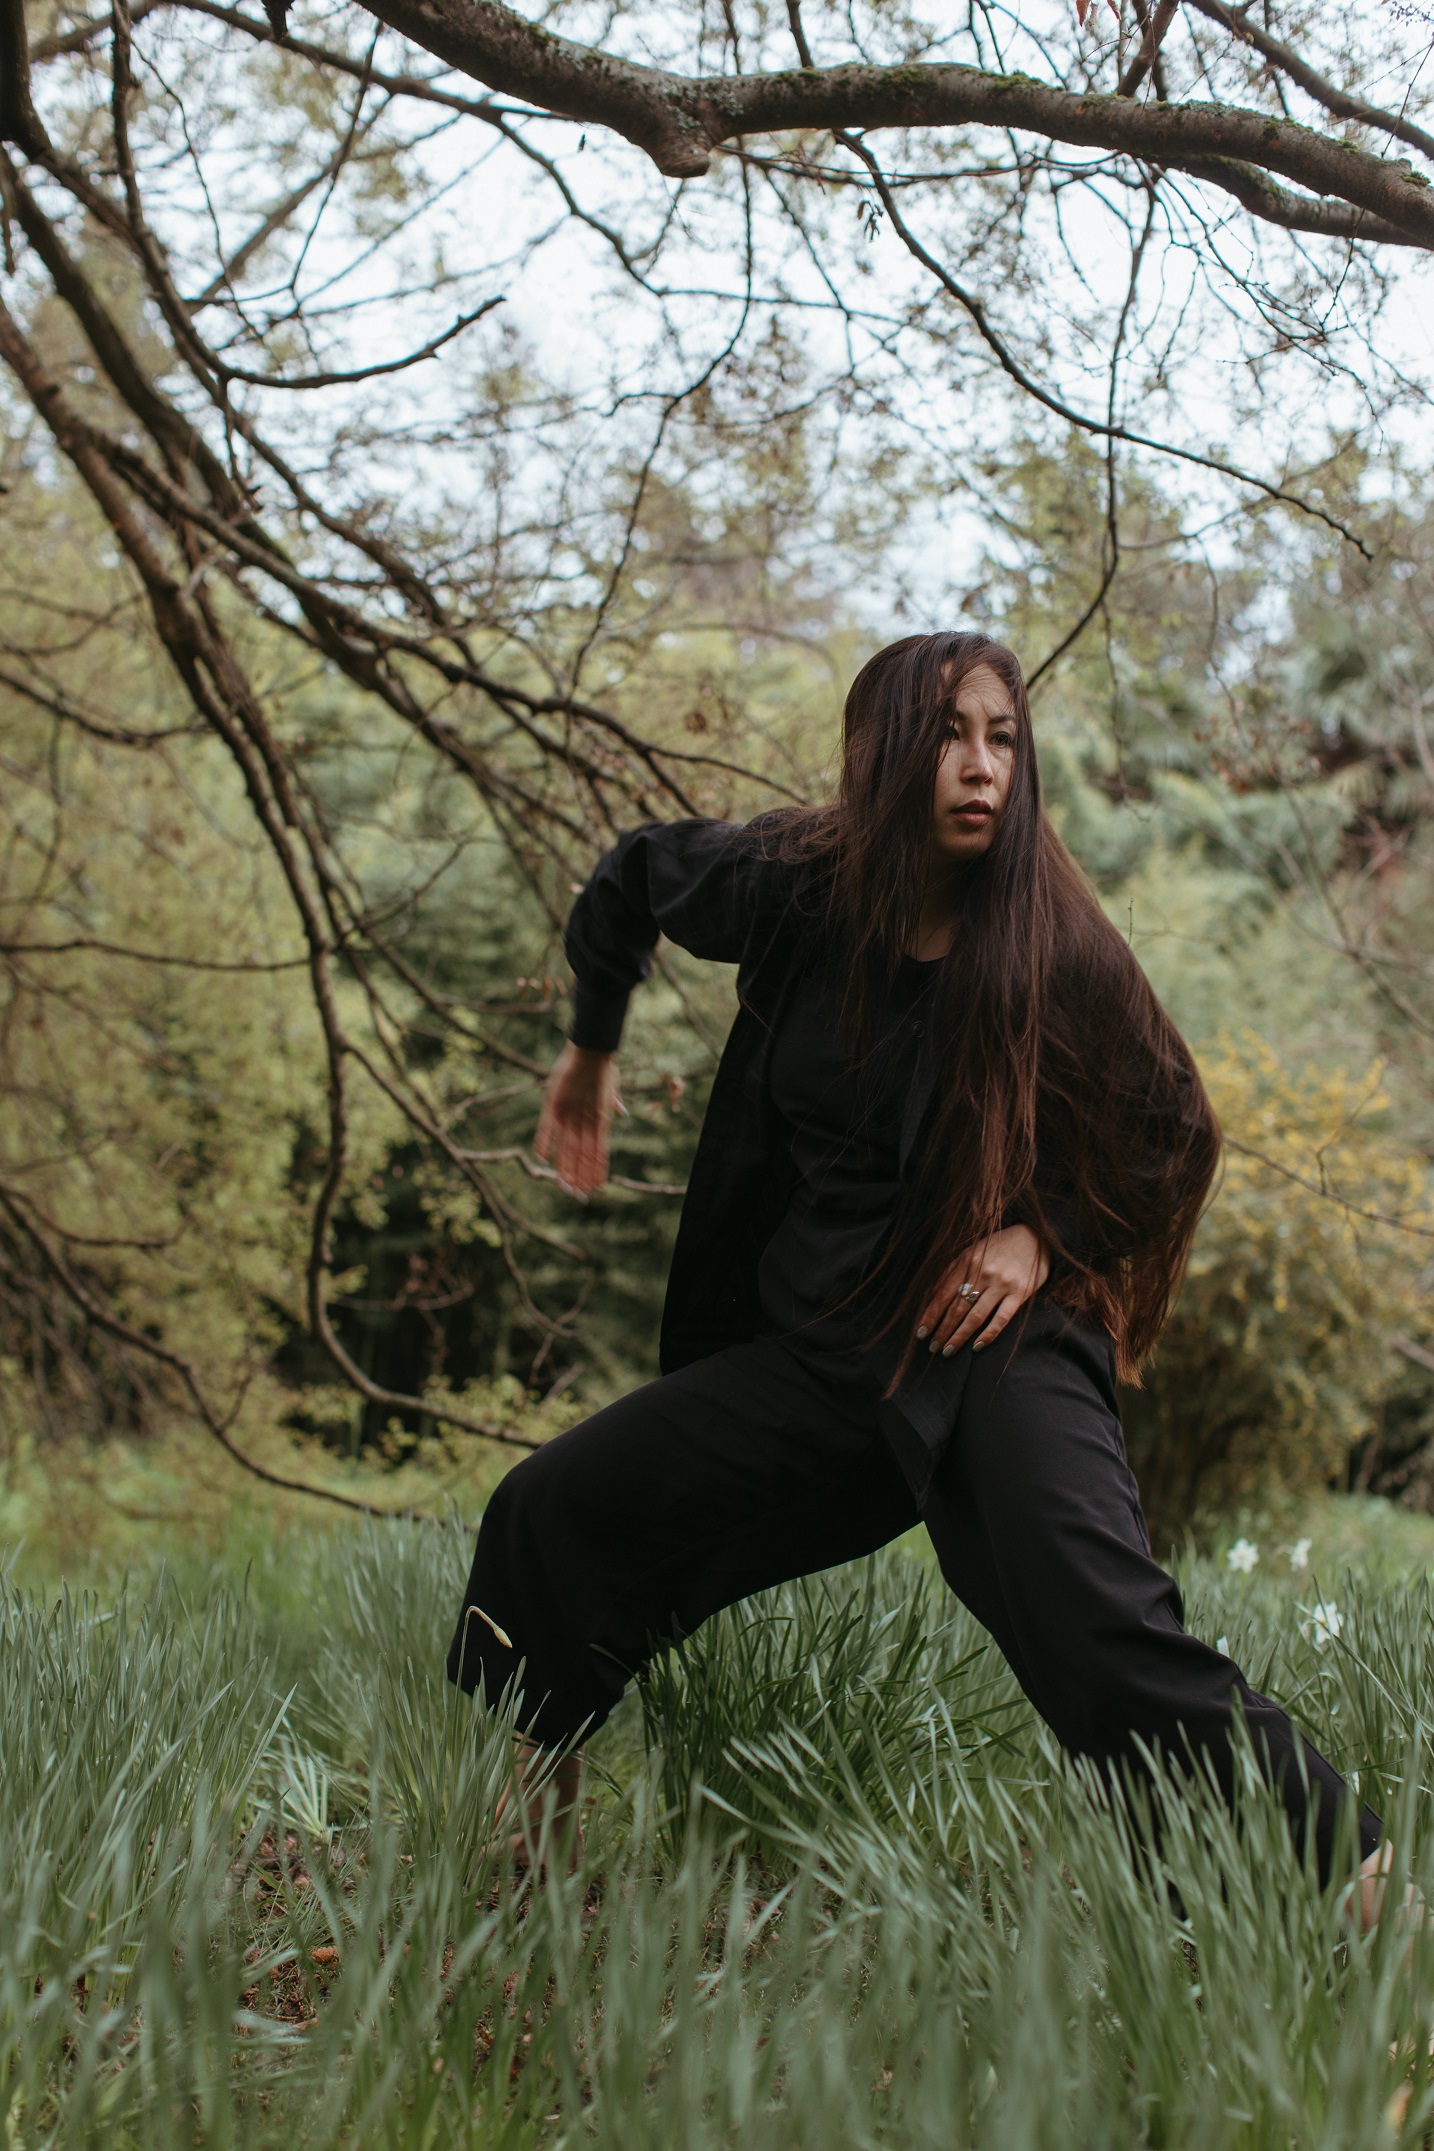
left=942, top=1344, right=955, bottom=1358
left=927, top=1340, right=939, bottom=1354
left=972, top=1339, right=987, bottom=1353
left=915, top=1326, right=929, bottom=1340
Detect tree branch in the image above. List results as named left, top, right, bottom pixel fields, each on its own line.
left=1171, top=153, right=1425, bottom=246
left=1221, top=1136, right=1434, bottom=1238
left=0, top=0, right=46, bottom=155
left=0, top=656, right=200, bottom=741
left=833, top=129, right=1372, bottom=551
left=0, top=1180, right=476, bottom=1517
left=188, top=151, right=365, bottom=310
left=1187, top=0, right=1434, bottom=167
left=220, top=293, right=502, bottom=389
left=349, top=0, right=1434, bottom=246
left=1395, top=1333, right=1434, bottom=1378
left=1, top=935, right=309, bottom=970
left=1118, top=0, right=1178, bottom=101
left=0, top=294, right=556, bottom=1457
left=27, top=0, right=163, bottom=59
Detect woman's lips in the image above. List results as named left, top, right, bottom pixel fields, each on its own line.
left=951, top=803, right=992, bottom=822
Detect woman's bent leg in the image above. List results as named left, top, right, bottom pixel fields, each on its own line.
left=923, top=1301, right=1380, bottom=1888
left=446, top=1338, right=917, bottom=1747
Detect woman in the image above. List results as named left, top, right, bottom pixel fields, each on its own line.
left=448, top=630, right=1387, bottom=1913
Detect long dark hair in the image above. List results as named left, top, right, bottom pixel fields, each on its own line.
left=773, top=630, right=1221, bottom=1384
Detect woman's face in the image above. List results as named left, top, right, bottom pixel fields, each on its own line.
left=930, top=662, right=1018, bottom=865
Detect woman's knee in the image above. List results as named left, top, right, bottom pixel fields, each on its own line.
left=482, top=1432, right=594, bottom=1551
left=474, top=1455, right=527, bottom=1555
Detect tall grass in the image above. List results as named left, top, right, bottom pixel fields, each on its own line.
left=4, top=1525, right=1434, bottom=2146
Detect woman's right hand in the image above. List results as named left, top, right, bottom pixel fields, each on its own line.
left=533, top=1043, right=621, bottom=1200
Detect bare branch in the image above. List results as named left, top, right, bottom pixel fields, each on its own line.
left=1, top=935, right=309, bottom=970
left=0, top=657, right=200, bottom=741
left=1187, top=0, right=1434, bottom=167
left=168, top=0, right=519, bottom=123
left=220, top=293, right=502, bottom=389
left=1170, top=153, right=1425, bottom=246
left=1222, top=1137, right=1434, bottom=1239
left=27, top=0, right=163, bottom=59
left=1396, top=1333, right=1434, bottom=1377
left=1118, top=0, right=1178, bottom=100
left=348, top=0, right=1434, bottom=245
left=0, top=294, right=557, bottom=1458
left=0, top=0, right=46, bottom=155
left=188, top=155, right=364, bottom=309
left=834, top=129, right=1372, bottom=552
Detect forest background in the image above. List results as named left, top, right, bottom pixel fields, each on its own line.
left=3, top=0, right=1434, bottom=1568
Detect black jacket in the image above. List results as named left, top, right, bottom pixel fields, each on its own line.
left=567, top=813, right=1169, bottom=1505
left=565, top=815, right=817, bottom=1377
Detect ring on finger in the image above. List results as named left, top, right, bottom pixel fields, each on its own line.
left=958, top=1282, right=981, bottom=1302
left=943, top=1300, right=988, bottom=1356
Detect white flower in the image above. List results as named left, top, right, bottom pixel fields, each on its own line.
left=1288, top=1538, right=1311, bottom=1572
left=1226, top=1538, right=1259, bottom=1575
left=1301, top=1599, right=1344, bottom=1649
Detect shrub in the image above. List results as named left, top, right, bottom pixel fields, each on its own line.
left=1124, top=1032, right=1431, bottom=1538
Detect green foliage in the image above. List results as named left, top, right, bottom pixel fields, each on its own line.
left=636, top=1547, right=1028, bottom=1848
left=1115, top=842, right=1376, bottom=1071
left=8, top=0, right=1434, bottom=1523
left=0, top=442, right=833, bottom=1468
left=1128, top=1033, right=1432, bottom=1535
left=0, top=655, right=350, bottom=1449
left=5, top=394, right=1434, bottom=1530
left=9, top=1522, right=1434, bottom=2144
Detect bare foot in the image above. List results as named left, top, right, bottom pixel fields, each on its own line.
left=1347, top=1842, right=1425, bottom=1936
left=491, top=1742, right=584, bottom=1874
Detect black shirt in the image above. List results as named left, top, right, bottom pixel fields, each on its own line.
left=560, top=815, right=1189, bottom=1493
left=757, top=955, right=941, bottom=1355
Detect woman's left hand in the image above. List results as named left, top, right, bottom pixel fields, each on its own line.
left=916, top=1225, right=1050, bottom=1358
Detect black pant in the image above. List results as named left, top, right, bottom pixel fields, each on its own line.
left=448, top=1303, right=1380, bottom=1885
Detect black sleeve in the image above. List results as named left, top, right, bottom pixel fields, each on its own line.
left=564, top=817, right=785, bottom=1052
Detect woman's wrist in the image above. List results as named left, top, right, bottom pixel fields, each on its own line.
left=562, top=1042, right=616, bottom=1067
left=569, top=981, right=630, bottom=1053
